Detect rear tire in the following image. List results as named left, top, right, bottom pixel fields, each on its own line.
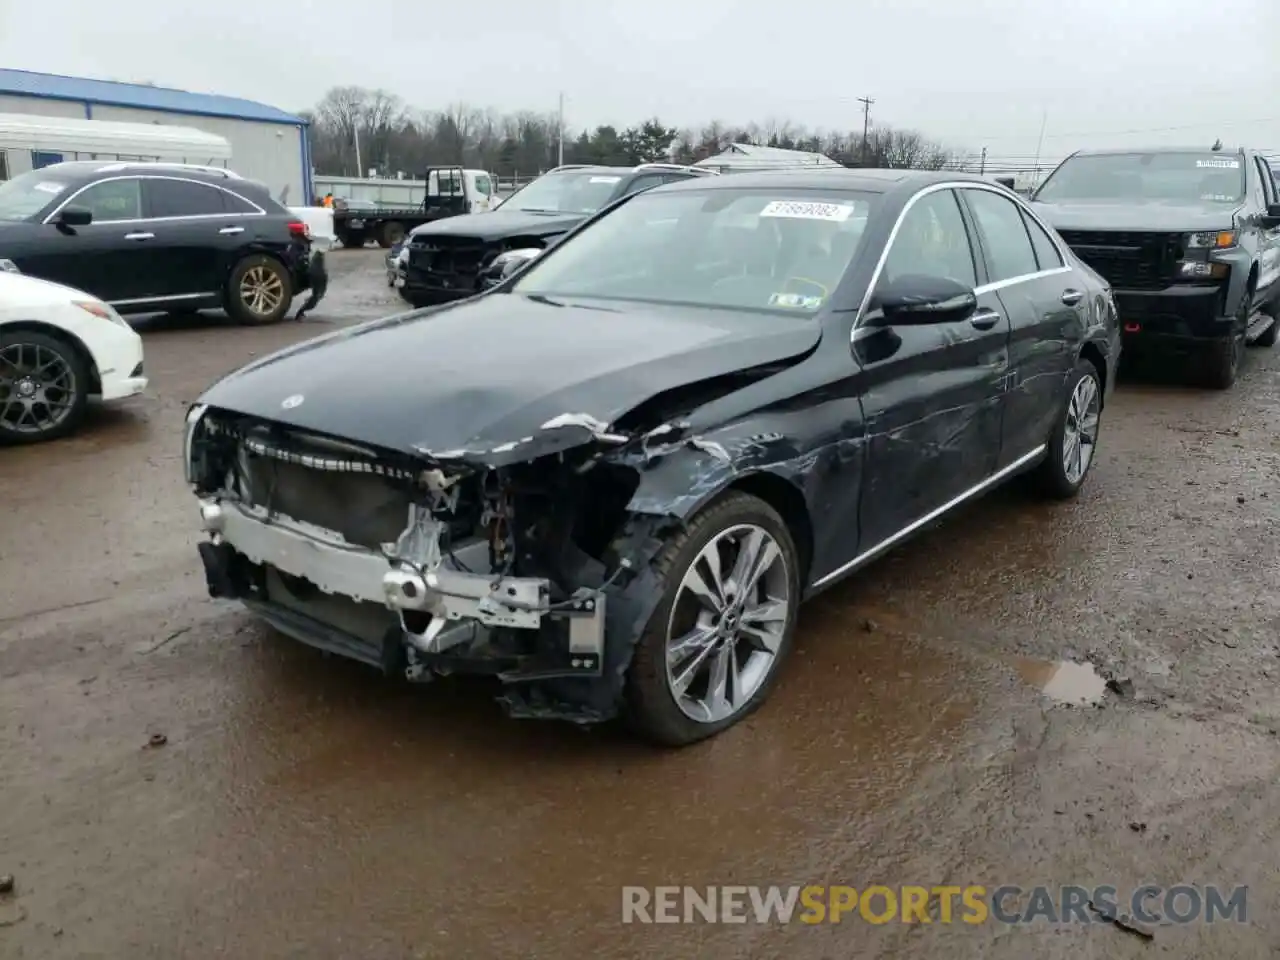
left=377, top=221, right=405, bottom=248
left=0, top=330, right=90, bottom=444
left=624, top=492, right=801, bottom=747
left=226, top=255, right=292, bottom=325
left=1030, top=358, right=1103, bottom=500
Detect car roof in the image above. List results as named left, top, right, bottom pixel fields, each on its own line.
left=26, top=160, right=245, bottom=181
left=651, top=167, right=998, bottom=195
left=1066, top=146, right=1249, bottom=157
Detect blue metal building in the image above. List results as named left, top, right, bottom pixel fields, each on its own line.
left=0, top=68, right=312, bottom=203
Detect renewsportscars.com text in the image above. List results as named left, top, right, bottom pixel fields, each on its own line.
left=621, top=884, right=1248, bottom=925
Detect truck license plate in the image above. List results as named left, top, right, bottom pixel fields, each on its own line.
left=349, top=218, right=365, bottom=228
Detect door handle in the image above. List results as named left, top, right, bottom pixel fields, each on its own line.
left=970, top=308, right=1001, bottom=330
left=1060, top=288, right=1084, bottom=306
left=124, top=232, right=154, bottom=241
left=219, top=226, right=245, bottom=235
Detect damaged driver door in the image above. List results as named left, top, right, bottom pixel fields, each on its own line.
left=852, top=187, right=1011, bottom=550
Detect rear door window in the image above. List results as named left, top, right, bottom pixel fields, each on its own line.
left=1021, top=210, right=1064, bottom=270
left=144, top=178, right=227, bottom=218
left=221, top=190, right=262, bottom=214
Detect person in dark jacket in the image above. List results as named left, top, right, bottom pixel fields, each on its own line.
left=294, top=249, right=328, bottom=320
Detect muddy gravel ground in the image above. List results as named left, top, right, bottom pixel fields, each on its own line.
left=2, top=249, right=1280, bottom=959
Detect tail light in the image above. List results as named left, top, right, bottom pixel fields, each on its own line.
left=287, top=220, right=311, bottom=239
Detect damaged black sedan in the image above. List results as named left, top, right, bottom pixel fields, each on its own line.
left=185, top=169, right=1119, bottom=746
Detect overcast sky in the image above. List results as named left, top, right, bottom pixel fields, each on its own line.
left=1, top=0, right=1277, bottom=161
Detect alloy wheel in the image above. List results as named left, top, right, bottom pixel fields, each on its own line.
left=664, top=523, right=791, bottom=724
left=239, top=265, right=285, bottom=317
left=1062, top=374, right=1100, bottom=485
left=0, top=342, right=77, bottom=436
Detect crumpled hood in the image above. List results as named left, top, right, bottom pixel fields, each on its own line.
left=407, top=209, right=584, bottom=243
left=197, top=294, right=820, bottom=463
left=1032, top=199, right=1241, bottom=233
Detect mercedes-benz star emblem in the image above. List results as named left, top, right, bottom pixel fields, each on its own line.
left=281, top=394, right=304, bottom=410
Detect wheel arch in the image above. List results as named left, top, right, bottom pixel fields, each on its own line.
left=0, top=320, right=101, bottom=394
left=222, top=247, right=290, bottom=287
left=1077, top=339, right=1108, bottom=409
left=625, top=459, right=815, bottom=587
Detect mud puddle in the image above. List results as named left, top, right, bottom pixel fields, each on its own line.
left=1016, top=658, right=1108, bottom=705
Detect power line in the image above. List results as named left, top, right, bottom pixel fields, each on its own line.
left=960, top=116, right=1280, bottom=143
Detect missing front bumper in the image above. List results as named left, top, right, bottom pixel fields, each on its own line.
left=196, top=497, right=606, bottom=678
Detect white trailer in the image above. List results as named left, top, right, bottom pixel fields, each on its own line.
left=0, top=112, right=232, bottom=180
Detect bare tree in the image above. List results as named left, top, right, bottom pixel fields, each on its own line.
left=315, top=86, right=369, bottom=175
left=303, top=85, right=961, bottom=180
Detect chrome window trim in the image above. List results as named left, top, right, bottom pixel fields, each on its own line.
left=849, top=180, right=1074, bottom=339
left=42, top=175, right=266, bottom=225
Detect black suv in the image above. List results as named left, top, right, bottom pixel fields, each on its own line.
left=1031, top=147, right=1280, bottom=388
left=394, top=162, right=718, bottom=307
left=0, top=162, right=323, bottom=325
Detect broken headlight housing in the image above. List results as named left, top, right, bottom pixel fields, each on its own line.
left=480, top=248, right=542, bottom=288
left=183, top=404, right=208, bottom=484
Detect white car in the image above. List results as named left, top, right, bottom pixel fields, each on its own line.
left=0, top=264, right=147, bottom=443
left=289, top=206, right=335, bottom=253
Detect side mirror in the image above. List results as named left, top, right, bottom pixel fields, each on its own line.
left=872, top=274, right=978, bottom=325
left=1264, top=203, right=1280, bottom=228
left=56, top=206, right=93, bottom=227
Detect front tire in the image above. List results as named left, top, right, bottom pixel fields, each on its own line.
left=0, top=330, right=89, bottom=444
left=397, top=288, right=434, bottom=309
left=1031, top=359, right=1102, bottom=500
left=624, top=492, right=801, bottom=746
left=1204, top=332, right=1244, bottom=389
left=226, top=255, right=292, bottom=325
left=1205, top=294, right=1251, bottom=389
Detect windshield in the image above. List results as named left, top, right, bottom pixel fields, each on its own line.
left=511, top=188, right=876, bottom=315
left=501, top=169, right=627, bottom=214
left=1035, top=152, right=1246, bottom=204
left=0, top=169, right=75, bottom=221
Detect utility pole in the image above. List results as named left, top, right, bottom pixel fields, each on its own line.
left=1030, top=108, right=1048, bottom=188
left=979, top=146, right=987, bottom=175
left=857, top=96, right=874, bottom=167
left=353, top=125, right=363, bottom=178
left=557, top=92, right=565, bottom=167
